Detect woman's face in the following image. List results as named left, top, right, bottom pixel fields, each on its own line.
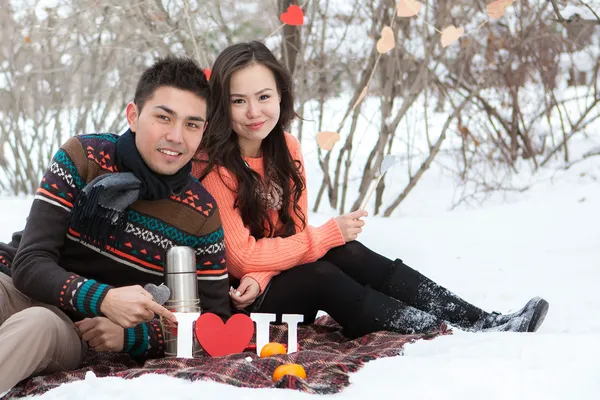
left=229, top=63, right=281, bottom=156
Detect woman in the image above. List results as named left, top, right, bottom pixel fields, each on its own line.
left=193, top=41, right=549, bottom=338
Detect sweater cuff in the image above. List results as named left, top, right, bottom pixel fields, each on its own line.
left=123, top=319, right=165, bottom=359
left=60, top=275, right=113, bottom=317
left=243, top=271, right=279, bottom=293
left=315, top=218, right=346, bottom=250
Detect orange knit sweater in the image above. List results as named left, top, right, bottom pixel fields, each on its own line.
left=192, top=133, right=345, bottom=292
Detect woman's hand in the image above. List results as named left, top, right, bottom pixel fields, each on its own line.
left=230, top=276, right=261, bottom=310
left=334, top=210, right=368, bottom=242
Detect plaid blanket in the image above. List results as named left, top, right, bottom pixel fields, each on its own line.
left=7, top=316, right=450, bottom=397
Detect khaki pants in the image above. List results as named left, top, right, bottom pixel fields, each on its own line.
left=0, top=273, right=86, bottom=393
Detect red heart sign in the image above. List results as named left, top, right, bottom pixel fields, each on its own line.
left=195, top=313, right=254, bottom=357
left=279, top=5, right=304, bottom=26
left=203, top=68, right=211, bottom=80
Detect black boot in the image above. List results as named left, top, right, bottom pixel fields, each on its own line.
left=473, top=297, right=549, bottom=332
left=378, top=259, right=487, bottom=329
left=344, top=287, right=444, bottom=338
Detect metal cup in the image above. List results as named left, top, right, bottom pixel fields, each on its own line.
left=165, top=246, right=199, bottom=312
left=163, top=246, right=201, bottom=357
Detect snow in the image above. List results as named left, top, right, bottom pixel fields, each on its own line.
left=562, top=2, right=600, bottom=21
left=1, top=148, right=599, bottom=399
left=1, top=1, right=599, bottom=395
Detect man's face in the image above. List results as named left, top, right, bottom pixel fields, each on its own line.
left=126, top=86, right=207, bottom=175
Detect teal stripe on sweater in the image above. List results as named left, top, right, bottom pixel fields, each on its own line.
left=131, top=323, right=149, bottom=357
left=53, top=149, right=86, bottom=189
left=124, top=328, right=135, bottom=352
left=89, top=283, right=109, bottom=316
left=126, top=210, right=224, bottom=246
left=76, top=280, right=95, bottom=314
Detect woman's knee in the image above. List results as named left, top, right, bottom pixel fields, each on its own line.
left=342, top=240, right=367, bottom=254
left=322, top=241, right=368, bottom=263
left=299, top=261, right=343, bottom=283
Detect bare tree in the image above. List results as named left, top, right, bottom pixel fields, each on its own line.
left=0, top=0, right=598, bottom=214
left=0, top=0, right=275, bottom=194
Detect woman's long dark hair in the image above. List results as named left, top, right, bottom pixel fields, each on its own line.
left=197, top=41, right=306, bottom=239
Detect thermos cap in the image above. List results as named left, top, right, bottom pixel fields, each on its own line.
left=165, top=246, right=197, bottom=274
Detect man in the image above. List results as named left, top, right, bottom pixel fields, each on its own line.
left=0, top=57, right=231, bottom=392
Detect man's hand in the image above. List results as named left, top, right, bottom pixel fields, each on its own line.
left=75, top=317, right=124, bottom=352
left=100, top=285, right=176, bottom=328
left=230, top=277, right=260, bottom=310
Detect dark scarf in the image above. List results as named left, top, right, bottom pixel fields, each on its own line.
left=68, top=129, right=191, bottom=247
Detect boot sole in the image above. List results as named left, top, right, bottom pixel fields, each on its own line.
left=527, top=298, right=549, bottom=332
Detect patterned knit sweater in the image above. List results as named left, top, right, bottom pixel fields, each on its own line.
left=192, top=133, right=345, bottom=293
left=11, top=134, right=231, bottom=359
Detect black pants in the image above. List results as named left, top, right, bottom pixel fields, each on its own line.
left=255, top=241, right=487, bottom=337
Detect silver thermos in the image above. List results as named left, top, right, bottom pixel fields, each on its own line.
left=164, top=246, right=201, bottom=356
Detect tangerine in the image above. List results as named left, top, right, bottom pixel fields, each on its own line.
left=272, top=363, right=307, bottom=382
left=259, top=342, right=287, bottom=358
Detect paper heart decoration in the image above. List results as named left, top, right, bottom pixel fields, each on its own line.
left=150, top=12, right=167, bottom=22
left=195, top=313, right=255, bottom=357
left=143, top=283, right=170, bottom=305
left=317, top=131, right=341, bottom=151
left=486, top=0, right=515, bottom=19
left=280, top=5, right=304, bottom=26
left=203, top=69, right=212, bottom=80
left=360, top=154, right=403, bottom=210
left=440, top=25, right=464, bottom=48
left=376, top=26, right=395, bottom=54
left=396, top=0, right=422, bottom=17
left=380, top=154, right=402, bottom=175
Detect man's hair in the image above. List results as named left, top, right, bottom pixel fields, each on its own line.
left=134, top=56, right=210, bottom=112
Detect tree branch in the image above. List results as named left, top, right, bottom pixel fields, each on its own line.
left=548, top=0, right=600, bottom=25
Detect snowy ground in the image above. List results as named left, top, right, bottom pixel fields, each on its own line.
left=1, top=148, right=599, bottom=399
